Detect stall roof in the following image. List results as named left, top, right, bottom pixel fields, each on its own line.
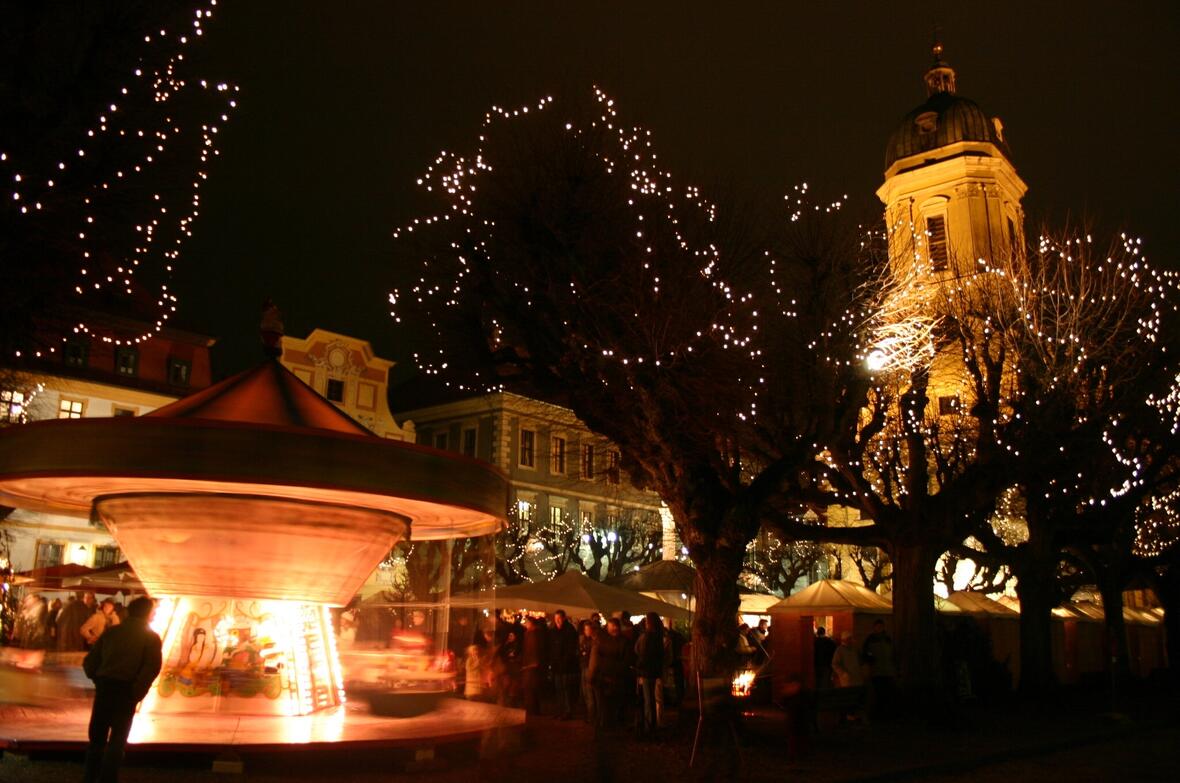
left=768, top=579, right=892, bottom=615
left=489, top=570, right=693, bottom=622
left=946, top=591, right=1019, bottom=617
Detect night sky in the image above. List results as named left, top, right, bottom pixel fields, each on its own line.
left=176, top=1, right=1180, bottom=379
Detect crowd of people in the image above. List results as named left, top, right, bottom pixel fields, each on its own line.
left=10, top=591, right=129, bottom=652
left=455, top=608, right=688, bottom=737
left=812, top=620, right=897, bottom=720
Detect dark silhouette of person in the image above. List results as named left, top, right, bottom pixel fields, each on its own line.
left=813, top=626, right=837, bottom=689
left=82, top=596, right=163, bottom=783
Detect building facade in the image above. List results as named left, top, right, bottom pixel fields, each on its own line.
left=394, top=390, right=674, bottom=580
left=1, top=312, right=214, bottom=573
left=279, top=329, right=414, bottom=442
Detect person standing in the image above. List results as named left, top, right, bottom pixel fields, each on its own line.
left=589, top=618, right=628, bottom=728
left=81, top=598, right=121, bottom=647
left=862, top=619, right=897, bottom=720
left=813, top=627, right=837, bottom=689
left=82, top=596, right=162, bottom=783
left=520, top=616, right=547, bottom=715
left=548, top=610, right=580, bottom=720
left=831, top=631, right=863, bottom=688
left=577, top=620, right=597, bottom=723
left=633, top=612, right=666, bottom=736
left=56, top=592, right=95, bottom=652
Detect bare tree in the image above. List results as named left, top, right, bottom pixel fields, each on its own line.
left=390, top=90, right=879, bottom=674
left=583, top=508, right=662, bottom=582
left=740, top=528, right=826, bottom=596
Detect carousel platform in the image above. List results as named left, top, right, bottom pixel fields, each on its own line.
left=0, top=696, right=525, bottom=754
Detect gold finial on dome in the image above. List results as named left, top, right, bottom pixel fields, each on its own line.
left=924, top=37, right=957, bottom=96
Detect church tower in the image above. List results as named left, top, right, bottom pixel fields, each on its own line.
left=877, top=43, right=1027, bottom=278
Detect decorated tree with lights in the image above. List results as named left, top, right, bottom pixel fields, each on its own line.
left=740, top=527, right=827, bottom=596
left=582, top=508, right=662, bottom=583
left=945, top=230, right=1179, bottom=692
left=0, top=1, right=236, bottom=358
left=390, top=90, right=880, bottom=673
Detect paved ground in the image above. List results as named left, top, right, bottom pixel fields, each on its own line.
left=3, top=688, right=1177, bottom=782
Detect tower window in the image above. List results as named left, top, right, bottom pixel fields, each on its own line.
left=326, top=378, right=345, bottom=402
left=926, top=215, right=949, bottom=272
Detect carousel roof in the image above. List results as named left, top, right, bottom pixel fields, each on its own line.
left=0, top=359, right=508, bottom=541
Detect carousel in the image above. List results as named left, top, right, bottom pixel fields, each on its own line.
left=0, top=352, right=516, bottom=752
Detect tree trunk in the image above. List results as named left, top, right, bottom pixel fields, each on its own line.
left=1097, top=568, right=1131, bottom=704
left=888, top=540, right=940, bottom=701
left=1158, top=562, right=1180, bottom=671
left=1013, top=534, right=1057, bottom=695
left=690, top=544, right=745, bottom=677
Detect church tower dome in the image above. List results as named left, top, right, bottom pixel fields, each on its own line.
left=877, top=42, right=1027, bottom=279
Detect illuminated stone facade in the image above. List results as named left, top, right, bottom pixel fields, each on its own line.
left=279, top=329, right=414, bottom=442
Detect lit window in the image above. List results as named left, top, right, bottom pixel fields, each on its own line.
left=938, top=395, right=960, bottom=416
left=326, top=378, right=345, bottom=402
left=581, top=444, right=595, bottom=480
left=167, top=358, right=191, bottom=386
left=549, top=505, right=564, bottom=526
left=0, top=390, right=26, bottom=424
left=58, top=399, right=84, bottom=419
left=551, top=436, right=566, bottom=475
left=516, top=498, right=535, bottom=522
left=461, top=427, right=477, bottom=458
left=519, top=427, right=536, bottom=468
left=115, top=346, right=139, bottom=377
left=926, top=215, right=949, bottom=272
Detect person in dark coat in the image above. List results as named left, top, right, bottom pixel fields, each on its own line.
left=494, top=627, right=522, bottom=707
left=633, top=612, right=666, bottom=735
left=56, top=592, right=95, bottom=652
left=590, top=618, right=630, bottom=728
left=520, top=616, right=548, bottom=715
left=814, top=626, right=837, bottom=689
left=82, top=596, right=162, bottom=783
left=549, top=610, right=580, bottom=719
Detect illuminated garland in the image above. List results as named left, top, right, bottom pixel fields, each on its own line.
left=3, top=2, right=238, bottom=355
